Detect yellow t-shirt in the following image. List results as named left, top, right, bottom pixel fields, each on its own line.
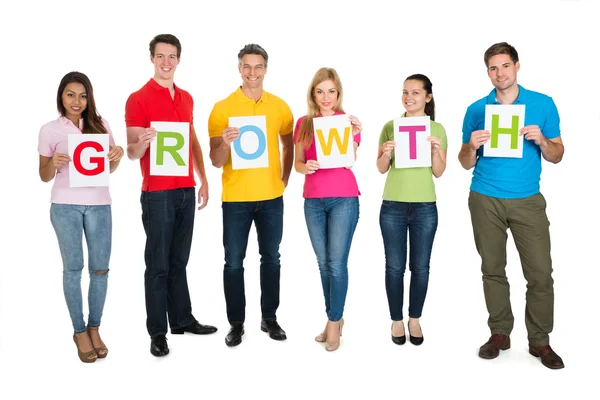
left=208, top=87, right=294, bottom=202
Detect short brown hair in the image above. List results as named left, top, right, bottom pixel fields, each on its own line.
left=149, top=34, right=182, bottom=58
left=484, top=42, right=519, bottom=67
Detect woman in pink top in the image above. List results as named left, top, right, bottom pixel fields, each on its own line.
left=38, top=72, right=124, bottom=363
left=293, top=67, right=362, bottom=352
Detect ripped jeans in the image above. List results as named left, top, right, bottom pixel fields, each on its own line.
left=50, top=204, right=112, bottom=333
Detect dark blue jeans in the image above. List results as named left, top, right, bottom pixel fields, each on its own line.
left=380, top=201, right=438, bottom=321
left=304, top=197, right=359, bottom=322
left=222, top=196, right=283, bottom=324
left=141, top=188, right=195, bottom=338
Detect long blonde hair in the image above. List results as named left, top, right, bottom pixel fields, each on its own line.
left=297, top=67, right=345, bottom=148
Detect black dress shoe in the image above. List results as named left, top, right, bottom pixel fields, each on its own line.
left=150, top=335, right=169, bottom=357
left=225, top=324, right=244, bottom=347
left=408, top=324, right=424, bottom=346
left=260, top=319, right=287, bottom=340
left=391, top=323, right=406, bottom=345
left=171, top=320, right=218, bottom=335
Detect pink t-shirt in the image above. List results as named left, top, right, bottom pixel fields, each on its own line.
left=38, top=117, right=116, bottom=205
left=293, top=113, right=361, bottom=198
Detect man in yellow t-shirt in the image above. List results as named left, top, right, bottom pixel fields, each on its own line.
left=208, top=43, right=294, bottom=347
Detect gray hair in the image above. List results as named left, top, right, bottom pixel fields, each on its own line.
left=238, top=44, right=269, bottom=67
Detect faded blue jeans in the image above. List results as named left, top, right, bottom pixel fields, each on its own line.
left=50, top=204, right=112, bottom=333
left=380, top=201, right=438, bottom=321
left=304, top=197, right=359, bottom=322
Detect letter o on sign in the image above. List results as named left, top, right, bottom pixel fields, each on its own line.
left=233, top=125, right=266, bottom=160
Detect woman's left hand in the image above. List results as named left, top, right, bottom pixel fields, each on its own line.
left=348, top=115, right=362, bottom=136
left=108, top=145, right=124, bottom=162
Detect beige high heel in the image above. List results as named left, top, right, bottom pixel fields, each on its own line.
left=73, top=333, right=98, bottom=363
left=87, top=326, right=108, bottom=358
left=315, top=322, right=328, bottom=343
left=325, top=318, right=344, bottom=352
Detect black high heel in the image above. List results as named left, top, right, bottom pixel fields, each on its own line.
left=391, top=322, right=406, bottom=345
left=408, top=322, right=424, bottom=346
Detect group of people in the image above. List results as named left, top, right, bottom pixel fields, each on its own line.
left=37, top=35, right=565, bottom=370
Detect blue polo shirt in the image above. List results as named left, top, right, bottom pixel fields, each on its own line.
left=462, top=85, right=561, bottom=198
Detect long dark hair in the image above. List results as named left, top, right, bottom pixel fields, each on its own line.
left=405, top=73, right=435, bottom=121
left=56, top=71, right=107, bottom=133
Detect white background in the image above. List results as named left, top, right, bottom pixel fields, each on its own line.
left=1, top=0, right=598, bottom=398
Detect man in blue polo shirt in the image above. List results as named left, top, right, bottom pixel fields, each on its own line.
left=458, top=42, right=565, bottom=369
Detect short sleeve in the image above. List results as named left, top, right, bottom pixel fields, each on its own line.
left=379, top=120, right=393, bottom=146
left=208, top=103, right=226, bottom=138
left=436, top=123, right=448, bottom=151
left=38, top=124, right=54, bottom=157
left=280, top=101, right=294, bottom=135
left=125, top=93, right=147, bottom=128
left=292, top=116, right=305, bottom=144
left=462, top=106, right=475, bottom=145
left=102, top=119, right=116, bottom=146
left=542, top=97, right=560, bottom=139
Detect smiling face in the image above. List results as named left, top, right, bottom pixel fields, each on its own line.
left=151, top=42, right=180, bottom=81
left=238, top=54, right=266, bottom=90
left=313, top=79, right=338, bottom=116
left=487, top=53, right=520, bottom=92
left=402, top=79, right=431, bottom=116
left=61, top=82, right=87, bottom=122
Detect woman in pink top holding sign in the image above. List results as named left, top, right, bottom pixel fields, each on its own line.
left=293, top=67, right=362, bottom=352
left=38, top=71, right=124, bottom=363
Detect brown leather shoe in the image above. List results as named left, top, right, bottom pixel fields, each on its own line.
left=529, top=345, right=565, bottom=369
left=478, top=334, right=510, bottom=359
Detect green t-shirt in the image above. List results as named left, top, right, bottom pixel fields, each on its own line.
left=379, top=115, right=447, bottom=202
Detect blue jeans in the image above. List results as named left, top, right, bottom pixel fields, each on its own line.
left=304, top=197, right=359, bottom=322
left=379, top=201, right=438, bottom=321
left=141, top=188, right=195, bottom=338
left=50, top=204, right=112, bottom=333
left=222, top=196, right=283, bottom=324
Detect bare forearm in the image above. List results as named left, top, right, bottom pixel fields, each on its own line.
left=540, top=138, right=564, bottom=163
left=377, top=150, right=391, bottom=174
left=432, top=152, right=446, bottom=178
left=281, top=147, right=293, bottom=182
left=295, top=160, right=309, bottom=174
left=458, top=147, right=477, bottom=170
left=193, top=149, right=208, bottom=185
left=127, top=141, right=147, bottom=161
left=39, top=161, right=56, bottom=182
left=210, top=141, right=230, bottom=168
left=109, top=159, right=120, bottom=173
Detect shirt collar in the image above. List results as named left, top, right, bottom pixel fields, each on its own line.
left=148, top=78, right=180, bottom=94
left=235, top=86, right=269, bottom=104
left=487, top=84, right=527, bottom=104
left=59, top=116, right=84, bottom=130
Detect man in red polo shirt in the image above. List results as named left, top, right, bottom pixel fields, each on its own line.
left=125, top=33, right=217, bottom=357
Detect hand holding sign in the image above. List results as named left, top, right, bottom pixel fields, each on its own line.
left=305, top=160, right=320, bottom=174
left=107, top=145, right=124, bottom=162
left=381, top=141, right=395, bottom=159
left=138, top=127, right=157, bottom=148
left=348, top=115, right=362, bottom=135
left=469, top=130, right=491, bottom=151
left=521, top=125, right=543, bottom=146
left=222, top=127, right=240, bottom=145
left=427, top=136, right=443, bottom=155
left=52, top=153, right=71, bottom=168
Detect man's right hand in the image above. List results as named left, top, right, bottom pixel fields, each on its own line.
left=138, top=127, right=157, bottom=148
left=469, top=130, right=491, bottom=151
left=222, top=127, right=240, bottom=145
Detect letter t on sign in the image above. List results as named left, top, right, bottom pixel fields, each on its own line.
left=398, top=125, right=426, bottom=159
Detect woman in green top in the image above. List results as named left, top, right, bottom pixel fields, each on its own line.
left=376, top=74, right=447, bottom=346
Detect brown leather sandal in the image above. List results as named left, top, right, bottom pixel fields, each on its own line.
left=73, top=333, right=98, bottom=363
left=87, top=326, right=108, bottom=358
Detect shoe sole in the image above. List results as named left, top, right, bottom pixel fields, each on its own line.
left=150, top=349, right=169, bottom=357
left=170, top=329, right=217, bottom=335
left=528, top=350, right=565, bottom=369
left=479, top=344, right=510, bottom=359
left=260, top=326, right=287, bottom=340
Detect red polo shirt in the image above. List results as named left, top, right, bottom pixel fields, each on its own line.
left=125, top=78, right=196, bottom=192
